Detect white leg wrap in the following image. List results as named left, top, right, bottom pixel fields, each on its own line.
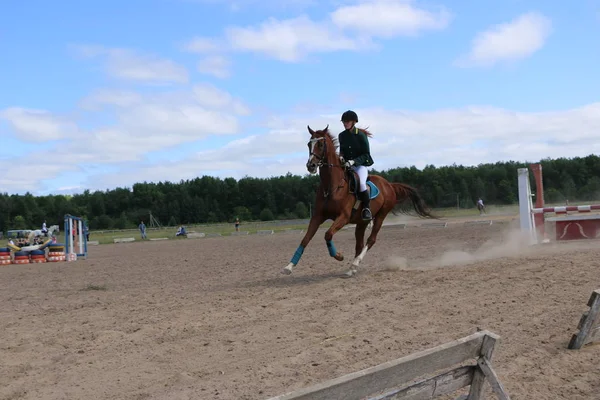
left=352, top=245, right=369, bottom=268
left=282, top=262, right=295, bottom=275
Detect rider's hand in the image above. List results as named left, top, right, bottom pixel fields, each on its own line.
left=345, top=160, right=355, bottom=168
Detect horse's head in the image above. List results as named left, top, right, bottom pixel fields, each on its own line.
left=306, top=124, right=332, bottom=174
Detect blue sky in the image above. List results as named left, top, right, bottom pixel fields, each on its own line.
left=1, top=0, right=600, bottom=195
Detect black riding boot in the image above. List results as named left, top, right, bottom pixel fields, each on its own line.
left=359, top=190, right=372, bottom=220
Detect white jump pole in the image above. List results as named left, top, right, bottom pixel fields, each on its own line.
left=518, top=168, right=538, bottom=244
left=64, top=214, right=88, bottom=261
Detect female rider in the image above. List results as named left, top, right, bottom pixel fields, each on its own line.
left=338, top=110, right=374, bottom=221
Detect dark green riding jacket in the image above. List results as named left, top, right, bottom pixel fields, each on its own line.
left=338, top=127, right=374, bottom=167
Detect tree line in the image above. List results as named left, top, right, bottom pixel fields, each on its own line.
left=2, top=154, right=600, bottom=232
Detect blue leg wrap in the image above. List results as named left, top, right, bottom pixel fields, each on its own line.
left=326, top=240, right=337, bottom=257
left=290, top=245, right=305, bottom=265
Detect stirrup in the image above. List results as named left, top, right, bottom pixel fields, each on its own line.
left=361, top=208, right=372, bottom=220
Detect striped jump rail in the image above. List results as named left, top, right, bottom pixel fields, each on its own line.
left=532, top=205, right=600, bottom=214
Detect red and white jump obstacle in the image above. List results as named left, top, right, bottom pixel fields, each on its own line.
left=519, top=163, right=600, bottom=243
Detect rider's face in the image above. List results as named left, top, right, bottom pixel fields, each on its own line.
left=342, top=120, right=354, bottom=130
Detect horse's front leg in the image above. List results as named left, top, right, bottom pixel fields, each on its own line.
left=282, top=214, right=324, bottom=275
left=324, top=213, right=350, bottom=262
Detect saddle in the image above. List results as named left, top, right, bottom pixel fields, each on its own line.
left=345, top=169, right=380, bottom=216
left=346, top=169, right=372, bottom=196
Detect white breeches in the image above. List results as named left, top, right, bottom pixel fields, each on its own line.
left=352, top=165, right=368, bottom=192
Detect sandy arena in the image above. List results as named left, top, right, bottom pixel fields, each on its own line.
left=2, top=219, right=600, bottom=400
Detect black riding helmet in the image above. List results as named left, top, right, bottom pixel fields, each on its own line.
left=341, top=110, right=358, bottom=123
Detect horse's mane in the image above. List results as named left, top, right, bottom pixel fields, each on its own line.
left=320, top=127, right=339, bottom=150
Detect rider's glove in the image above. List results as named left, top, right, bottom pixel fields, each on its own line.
left=345, top=160, right=355, bottom=168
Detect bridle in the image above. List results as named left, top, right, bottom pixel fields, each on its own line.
left=307, top=136, right=347, bottom=198
left=307, top=136, right=344, bottom=169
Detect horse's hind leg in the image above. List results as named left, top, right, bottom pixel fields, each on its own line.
left=354, top=222, right=368, bottom=258
left=343, top=212, right=387, bottom=278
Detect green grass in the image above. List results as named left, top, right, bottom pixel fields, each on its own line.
left=88, top=222, right=312, bottom=245
left=84, top=200, right=584, bottom=245
left=87, top=205, right=518, bottom=245
left=433, top=204, right=519, bottom=218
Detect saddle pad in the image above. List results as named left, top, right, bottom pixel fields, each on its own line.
left=367, top=181, right=380, bottom=199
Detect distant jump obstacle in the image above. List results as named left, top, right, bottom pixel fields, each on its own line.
left=518, top=163, right=600, bottom=243
left=64, top=214, right=87, bottom=260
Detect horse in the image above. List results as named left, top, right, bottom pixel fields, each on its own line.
left=477, top=202, right=486, bottom=215
left=27, top=225, right=59, bottom=245
left=281, top=125, right=436, bottom=278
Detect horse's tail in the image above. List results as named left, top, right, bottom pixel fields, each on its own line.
left=390, top=183, right=438, bottom=219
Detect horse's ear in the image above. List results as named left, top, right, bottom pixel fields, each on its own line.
left=307, top=125, right=315, bottom=135
left=323, top=124, right=329, bottom=132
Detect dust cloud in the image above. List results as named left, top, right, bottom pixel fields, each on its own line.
left=383, top=227, right=536, bottom=271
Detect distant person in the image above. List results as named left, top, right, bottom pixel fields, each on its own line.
left=477, top=198, right=486, bottom=215
left=139, top=221, right=147, bottom=239
left=176, top=225, right=187, bottom=237
left=234, top=218, right=240, bottom=232
left=41, top=220, right=48, bottom=235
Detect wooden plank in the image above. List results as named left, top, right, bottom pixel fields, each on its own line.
left=383, top=224, right=407, bottom=230
left=584, top=326, right=600, bottom=345
left=87, top=241, right=100, bottom=245
left=467, top=332, right=498, bottom=400
left=464, top=220, right=493, bottom=226
left=113, top=237, right=135, bottom=243
left=421, top=222, right=447, bottom=228
left=568, top=289, right=600, bottom=349
left=266, top=331, right=489, bottom=400
left=231, top=231, right=250, bottom=236
left=575, top=311, right=599, bottom=331
left=149, top=237, right=169, bottom=241
left=283, top=229, right=305, bottom=234
left=477, top=357, right=511, bottom=400
left=257, top=230, right=275, bottom=235
left=367, top=366, right=474, bottom=400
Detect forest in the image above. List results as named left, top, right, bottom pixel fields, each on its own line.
left=2, top=154, right=600, bottom=232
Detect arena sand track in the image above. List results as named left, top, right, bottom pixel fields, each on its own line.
left=1, top=221, right=600, bottom=400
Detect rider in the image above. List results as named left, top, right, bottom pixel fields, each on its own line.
left=338, top=110, right=374, bottom=221
left=41, top=220, right=48, bottom=236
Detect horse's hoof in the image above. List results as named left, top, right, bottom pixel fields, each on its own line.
left=281, top=263, right=294, bottom=275
left=334, top=253, right=344, bottom=261
left=340, top=269, right=357, bottom=278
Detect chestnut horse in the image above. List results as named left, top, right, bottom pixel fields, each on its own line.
left=282, top=125, right=436, bottom=278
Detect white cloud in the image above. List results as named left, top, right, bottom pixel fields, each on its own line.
left=180, top=1, right=451, bottom=65
left=193, top=83, right=250, bottom=115
left=197, top=55, right=231, bottom=78
left=75, top=45, right=189, bottom=84
left=456, top=12, right=552, bottom=67
left=225, top=15, right=369, bottom=61
left=79, top=89, right=143, bottom=110
left=0, top=82, right=253, bottom=193
left=0, top=107, right=79, bottom=141
left=331, top=0, right=452, bottom=38
left=181, top=37, right=223, bottom=53
left=78, top=102, right=600, bottom=191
